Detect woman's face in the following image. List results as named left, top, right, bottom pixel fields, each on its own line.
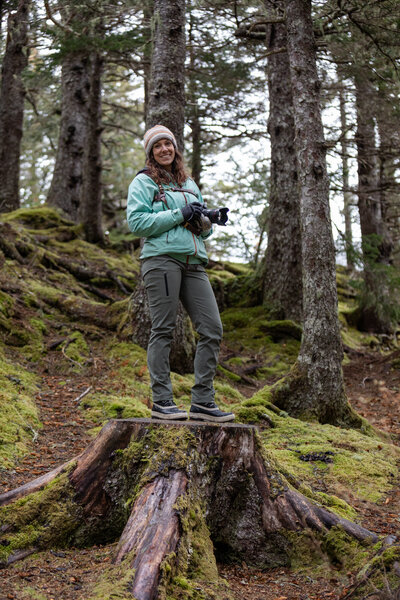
left=152, top=138, right=175, bottom=170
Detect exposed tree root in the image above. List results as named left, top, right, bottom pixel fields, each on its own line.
left=271, top=361, right=367, bottom=429
left=0, top=419, right=381, bottom=599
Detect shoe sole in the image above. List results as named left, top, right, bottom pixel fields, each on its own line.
left=189, top=412, right=235, bottom=423
left=151, top=410, right=188, bottom=420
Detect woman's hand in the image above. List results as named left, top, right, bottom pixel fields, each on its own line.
left=181, top=202, right=203, bottom=225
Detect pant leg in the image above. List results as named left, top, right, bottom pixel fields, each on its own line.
left=142, top=256, right=183, bottom=403
left=180, top=266, right=223, bottom=404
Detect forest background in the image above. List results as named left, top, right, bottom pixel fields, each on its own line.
left=1, top=1, right=400, bottom=599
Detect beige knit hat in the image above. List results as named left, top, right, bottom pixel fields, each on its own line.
left=143, top=125, right=177, bottom=157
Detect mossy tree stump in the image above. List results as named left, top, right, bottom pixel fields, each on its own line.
left=0, top=419, right=378, bottom=600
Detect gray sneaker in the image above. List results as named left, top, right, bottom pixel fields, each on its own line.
left=151, top=399, right=188, bottom=420
left=189, top=402, right=235, bottom=423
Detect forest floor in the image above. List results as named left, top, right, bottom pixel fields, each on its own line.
left=1, top=347, right=399, bottom=600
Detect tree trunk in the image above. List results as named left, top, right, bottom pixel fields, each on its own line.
left=0, top=0, right=30, bottom=214
left=376, top=98, right=400, bottom=267
left=339, top=85, right=354, bottom=270
left=145, top=0, right=186, bottom=151
left=355, top=74, right=393, bottom=333
left=0, top=419, right=377, bottom=600
left=188, top=6, right=202, bottom=187
left=274, top=0, right=361, bottom=427
left=47, top=52, right=91, bottom=221
left=79, top=51, right=104, bottom=244
left=142, top=0, right=154, bottom=120
left=262, top=0, right=302, bottom=322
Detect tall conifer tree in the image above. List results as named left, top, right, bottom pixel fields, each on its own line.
left=273, top=0, right=361, bottom=427
left=0, top=0, right=30, bottom=213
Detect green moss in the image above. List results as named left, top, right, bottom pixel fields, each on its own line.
left=1, top=206, right=72, bottom=228
left=172, top=576, right=191, bottom=590
left=17, top=586, right=48, bottom=600
left=257, top=409, right=399, bottom=504
left=311, top=491, right=356, bottom=521
left=217, top=365, right=241, bottom=382
left=0, top=469, right=82, bottom=564
left=214, top=381, right=243, bottom=403
left=285, top=524, right=376, bottom=579
left=89, top=551, right=136, bottom=600
left=159, top=493, right=232, bottom=600
left=323, top=526, right=373, bottom=569
left=19, top=317, right=47, bottom=361
left=221, top=308, right=300, bottom=378
left=63, top=331, right=90, bottom=371
left=0, top=289, right=14, bottom=316
left=25, top=280, right=60, bottom=306
left=0, top=350, right=41, bottom=467
left=235, top=405, right=275, bottom=425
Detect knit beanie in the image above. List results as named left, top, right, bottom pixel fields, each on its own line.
left=143, top=125, right=177, bottom=157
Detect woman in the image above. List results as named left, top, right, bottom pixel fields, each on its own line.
left=127, top=124, right=234, bottom=423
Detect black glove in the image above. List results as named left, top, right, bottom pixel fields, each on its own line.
left=181, top=202, right=203, bottom=225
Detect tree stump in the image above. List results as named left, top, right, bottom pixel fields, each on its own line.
left=0, top=419, right=378, bottom=600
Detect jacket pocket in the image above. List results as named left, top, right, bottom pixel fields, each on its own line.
left=163, top=273, right=169, bottom=296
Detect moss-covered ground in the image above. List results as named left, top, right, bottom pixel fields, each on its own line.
left=1, top=207, right=400, bottom=598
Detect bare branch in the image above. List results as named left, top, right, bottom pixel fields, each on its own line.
left=43, top=0, right=75, bottom=35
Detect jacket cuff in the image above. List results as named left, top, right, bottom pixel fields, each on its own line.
left=172, top=208, right=184, bottom=224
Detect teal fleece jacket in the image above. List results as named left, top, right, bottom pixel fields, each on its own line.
left=126, top=173, right=212, bottom=264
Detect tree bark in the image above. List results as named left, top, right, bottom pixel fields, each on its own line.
left=146, top=0, right=186, bottom=151
left=0, top=0, right=30, bottom=213
left=355, top=74, right=393, bottom=333
left=46, top=51, right=91, bottom=221
left=188, top=6, right=202, bottom=186
left=376, top=98, right=400, bottom=265
left=339, top=85, right=354, bottom=270
left=262, top=0, right=302, bottom=322
left=79, top=51, right=104, bottom=244
left=0, top=418, right=377, bottom=599
left=274, top=0, right=360, bottom=427
left=142, top=0, right=154, bottom=121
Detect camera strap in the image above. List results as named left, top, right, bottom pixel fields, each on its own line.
left=137, top=168, right=199, bottom=208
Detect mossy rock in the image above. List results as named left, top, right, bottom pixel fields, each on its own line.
left=258, top=320, right=302, bottom=341
left=2, top=206, right=73, bottom=229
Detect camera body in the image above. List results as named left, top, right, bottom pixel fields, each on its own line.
left=184, top=202, right=229, bottom=233
left=202, top=207, right=229, bottom=226
left=197, top=207, right=229, bottom=232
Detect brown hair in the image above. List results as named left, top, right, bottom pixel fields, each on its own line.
left=146, top=147, right=190, bottom=187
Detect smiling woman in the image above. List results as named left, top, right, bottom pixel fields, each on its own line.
left=126, top=124, right=235, bottom=423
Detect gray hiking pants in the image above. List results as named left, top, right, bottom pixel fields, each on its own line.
left=142, top=255, right=223, bottom=405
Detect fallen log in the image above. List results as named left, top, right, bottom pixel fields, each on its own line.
left=0, top=419, right=381, bottom=600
